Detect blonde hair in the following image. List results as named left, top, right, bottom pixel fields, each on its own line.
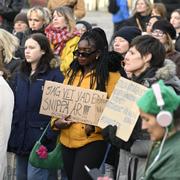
left=0, top=29, right=19, bottom=64
left=27, top=6, right=52, bottom=27
left=53, top=6, right=76, bottom=33
left=164, top=33, right=175, bottom=53
left=133, top=0, right=152, bottom=16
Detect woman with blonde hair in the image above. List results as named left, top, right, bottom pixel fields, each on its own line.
left=121, top=0, right=152, bottom=32
left=22, top=6, right=52, bottom=41
left=27, top=6, right=51, bottom=31
left=19, top=6, right=52, bottom=58
left=0, top=59, right=14, bottom=180
left=45, top=6, right=80, bottom=74
left=0, top=28, right=21, bottom=75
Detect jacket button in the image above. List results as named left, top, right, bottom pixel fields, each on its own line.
left=40, top=127, right=44, bottom=130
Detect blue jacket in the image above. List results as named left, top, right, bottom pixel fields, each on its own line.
left=8, top=67, right=64, bottom=155
left=112, top=0, right=129, bottom=23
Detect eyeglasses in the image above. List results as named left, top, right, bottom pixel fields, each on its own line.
left=73, top=50, right=97, bottom=57
left=152, top=30, right=165, bottom=37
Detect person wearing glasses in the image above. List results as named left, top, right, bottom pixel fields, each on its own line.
left=102, top=35, right=180, bottom=180
left=145, top=16, right=162, bottom=34
left=152, top=19, right=180, bottom=78
left=51, top=28, right=122, bottom=180
left=45, top=6, right=80, bottom=75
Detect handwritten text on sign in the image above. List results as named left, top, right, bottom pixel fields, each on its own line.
left=98, top=77, right=147, bottom=141
left=40, top=81, right=107, bottom=125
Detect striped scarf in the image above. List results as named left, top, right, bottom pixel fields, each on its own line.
left=45, top=25, right=80, bottom=55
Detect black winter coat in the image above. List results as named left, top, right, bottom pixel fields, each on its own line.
left=0, top=0, right=23, bottom=32
left=120, top=13, right=150, bottom=32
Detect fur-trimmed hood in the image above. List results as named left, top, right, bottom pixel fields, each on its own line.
left=50, top=57, right=60, bottom=69
left=146, top=59, right=180, bottom=94
left=155, top=59, right=177, bottom=80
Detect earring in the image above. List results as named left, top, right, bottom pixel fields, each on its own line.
left=96, top=56, right=99, bottom=60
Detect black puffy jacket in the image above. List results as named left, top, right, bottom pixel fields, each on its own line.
left=0, top=0, right=23, bottom=32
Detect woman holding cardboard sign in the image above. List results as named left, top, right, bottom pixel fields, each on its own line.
left=51, top=28, right=123, bottom=180
left=102, top=35, right=180, bottom=179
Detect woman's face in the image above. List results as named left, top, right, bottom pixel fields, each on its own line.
left=75, top=39, right=98, bottom=67
left=76, top=23, right=87, bottom=36
left=14, top=21, right=28, bottom=33
left=28, top=11, right=44, bottom=31
left=113, top=37, right=129, bottom=55
left=151, top=8, right=161, bottom=17
left=136, top=0, right=148, bottom=14
left=24, top=38, right=44, bottom=66
left=146, top=17, right=158, bottom=33
left=124, top=46, right=150, bottom=76
left=170, top=11, right=180, bottom=31
left=52, top=11, right=67, bottom=29
left=140, top=110, right=165, bottom=141
left=152, top=29, right=167, bottom=44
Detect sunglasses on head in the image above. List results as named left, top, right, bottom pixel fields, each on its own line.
left=73, top=50, right=97, bottom=57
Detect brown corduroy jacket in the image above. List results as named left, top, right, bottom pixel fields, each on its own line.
left=47, top=0, right=86, bottom=19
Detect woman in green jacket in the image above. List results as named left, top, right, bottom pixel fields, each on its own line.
left=137, top=80, right=180, bottom=180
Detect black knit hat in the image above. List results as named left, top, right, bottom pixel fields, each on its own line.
left=76, top=20, right=92, bottom=31
left=152, top=20, right=176, bottom=40
left=14, top=12, right=28, bottom=25
left=113, top=26, right=142, bottom=44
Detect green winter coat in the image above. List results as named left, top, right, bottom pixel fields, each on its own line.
left=141, top=131, right=180, bottom=180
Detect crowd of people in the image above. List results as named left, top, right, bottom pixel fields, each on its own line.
left=0, top=0, right=180, bottom=180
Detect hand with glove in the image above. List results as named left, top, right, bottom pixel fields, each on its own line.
left=85, top=125, right=95, bottom=137
left=101, top=125, right=132, bottom=150
left=54, top=115, right=73, bottom=129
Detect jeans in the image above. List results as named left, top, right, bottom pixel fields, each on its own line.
left=16, top=155, right=57, bottom=180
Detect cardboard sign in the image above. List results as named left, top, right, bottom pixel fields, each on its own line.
left=40, top=81, right=107, bottom=125
left=98, top=77, right=147, bottom=141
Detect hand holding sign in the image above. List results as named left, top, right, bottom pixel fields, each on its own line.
left=54, top=115, right=73, bottom=129
left=98, top=77, right=147, bottom=142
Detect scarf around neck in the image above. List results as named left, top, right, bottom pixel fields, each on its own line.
left=45, top=25, right=80, bottom=55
